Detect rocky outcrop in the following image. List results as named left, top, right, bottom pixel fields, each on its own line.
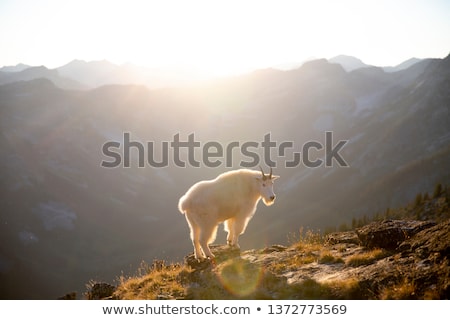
left=85, top=282, right=116, bottom=300
left=325, top=231, right=360, bottom=245
left=57, top=292, right=77, bottom=300
left=355, top=220, right=436, bottom=249
left=399, top=220, right=450, bottom=256
left=95, top=219, right=450, bottom=300
left=182, top=219, right=449, bottom=299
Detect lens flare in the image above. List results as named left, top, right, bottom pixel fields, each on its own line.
left=216, top=258, right=263, bottom=297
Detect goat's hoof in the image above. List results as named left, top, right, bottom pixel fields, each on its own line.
left=207, top=256, right=217, bottom=266
left=227, top=243, right=240, bottom=250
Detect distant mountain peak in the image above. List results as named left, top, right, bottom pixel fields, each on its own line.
left=299, top=58, right=346, bottom=77
left=383, top=57, right=422, bottom=72
left=328, top=55, right=371, bottom=72
left=60, top=59, right=116, bottom=68
left=0, top=63, right=31, bottom=73
left=65, top=59, right=86, bottom=65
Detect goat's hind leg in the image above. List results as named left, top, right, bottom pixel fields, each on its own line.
left=185, top=212, right=204, bottom=260
left=199, top=223, right=218, bottom=259
left=192, top=227, right=204, bottom=260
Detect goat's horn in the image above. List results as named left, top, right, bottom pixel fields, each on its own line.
left=269, top=167, right=272, bottom=179
left=259, top=166, right=266, bottom=179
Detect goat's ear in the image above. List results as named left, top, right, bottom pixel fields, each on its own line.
left=271, top=175, right=280, bottom=181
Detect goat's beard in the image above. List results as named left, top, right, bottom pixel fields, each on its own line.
left=262, top=197, right=275, bottom=206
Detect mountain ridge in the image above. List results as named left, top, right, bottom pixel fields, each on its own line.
left=329, top=55, right=370, bottom=72
left=0, top=54, right=434, bottom=90
left=0, top=65, right=86, bottom=90
left=0, top=63, right=30, bottom=73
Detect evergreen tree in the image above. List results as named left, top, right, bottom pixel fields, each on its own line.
left=339, top=223, right=349, bottom=232
left=433, top=183, right=442, bottom=198
left=414, top=193, right=423, bottom=208
left=385, top=207, right=391, bottom=219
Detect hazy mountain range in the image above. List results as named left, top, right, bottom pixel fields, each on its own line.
left=0, top=54, right=449, bottom=298
left=0, top=60, right=210, bottom=90
left=328, top=55, right=422, bottom=73
left=0, top=55, right=424, bottom=90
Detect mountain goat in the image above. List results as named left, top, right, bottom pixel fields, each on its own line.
left=178, top=167, right=280, bottom=260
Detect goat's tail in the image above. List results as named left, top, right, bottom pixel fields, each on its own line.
left=178, top=194, right=189, bottom=214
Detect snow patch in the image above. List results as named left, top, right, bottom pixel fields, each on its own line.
left=33, top=201, right=77, bottom=231
left=18, top=230, right=39, bottom=245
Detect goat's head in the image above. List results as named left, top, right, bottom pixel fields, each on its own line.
left=256, top=166, right=280, bottom=206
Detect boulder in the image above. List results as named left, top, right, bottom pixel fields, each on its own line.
left=399, top=219, right=450, bottom=258
left=325, top=231, right=360, bottom=245
left=85, top=282, right=116, bottom=300
left=57, top=292, right=76, bottom=300
left=356, top=220, right=435, bottom=249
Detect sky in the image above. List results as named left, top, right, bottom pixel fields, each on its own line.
left=0, top=0, right=449, bottom=76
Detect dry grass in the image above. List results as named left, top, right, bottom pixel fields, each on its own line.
left=290, top=227, right=324, bottom=248
left=345, top=248, right=389, bottom=267
left=270, top=229, right=345, bottom=273
left=318, top=251, right=344, bottom=264
left=270, top=251, right=317, bottom=273
left=114, top=260, right=189, bottom=299
left=271, top=229, right=323, bottom=273
left=288, top=277, right=363, bottom=299
left=322, top=277, right=362, bottom=299
left=379, top=279, right=416, bottom=299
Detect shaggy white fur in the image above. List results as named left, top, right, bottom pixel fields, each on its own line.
left=178, top=168, right=279, bottom=260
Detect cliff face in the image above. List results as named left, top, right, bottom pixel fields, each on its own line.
left=86, top=217, right=450, bottom=300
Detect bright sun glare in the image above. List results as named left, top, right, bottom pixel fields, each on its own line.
left=1, top=0, right=449, bottom=76
left=106, top=0, right=313, bottom=76
left=81, top=0, right=357, bottom=76
left=119, top=0, right=362, bottom=76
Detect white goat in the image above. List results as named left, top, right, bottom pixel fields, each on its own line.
left=178, top=167, right=279, bottom=260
